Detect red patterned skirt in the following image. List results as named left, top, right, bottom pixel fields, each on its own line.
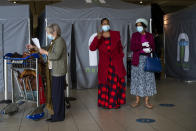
left=98, top=64, right=126, bottom=109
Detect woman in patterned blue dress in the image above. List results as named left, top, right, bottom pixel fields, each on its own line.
left=130, top=18, right=157, bottom=109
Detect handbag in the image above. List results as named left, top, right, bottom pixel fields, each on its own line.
left=144, top=53, right=162, bottom=72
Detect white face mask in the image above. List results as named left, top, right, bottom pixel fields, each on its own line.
left=102, top=25, right=110, bottom=32
left=47, top=34, right=55, bottom=40
left=136, top=26, right=144, bottom=33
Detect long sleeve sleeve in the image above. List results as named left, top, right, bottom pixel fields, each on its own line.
left=48, top=39, right=65, bottom=61
left=130, top=33, right=142, bottom=66
left=89, top=36, right=102, bottom=51
left=119, top=40, right=124, bottom=58
left=130, top=33, right=142, bottom=52
left=117, top=33, right=124, bottom=58
left=42, top=44, right=50, bottom=51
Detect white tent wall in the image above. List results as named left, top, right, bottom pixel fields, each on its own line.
left=4, top=19, right=30, bottom=53
left=0, top=5, right=30, bottom=93
left=38, top=0, right=151, bottom=89
left=164, top=4, right=196, bottom=80
left=0, top=23, right=3, bottom=93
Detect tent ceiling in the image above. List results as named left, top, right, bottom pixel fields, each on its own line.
left=123, top=0, right=196, bottom=13
left=8, top=0, right=196, bottom=13
left=8, top=0, right=61, bottom=14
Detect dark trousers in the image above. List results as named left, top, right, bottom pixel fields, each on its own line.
left=51, top=75, right=65, bottom=121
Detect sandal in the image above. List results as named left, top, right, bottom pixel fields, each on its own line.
left=131, top=102, right=140, bottom=108
left=144, top=103, right=153, bottom=109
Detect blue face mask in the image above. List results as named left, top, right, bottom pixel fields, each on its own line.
left=136, top=26, right=144, bottom=33
left=102, top=25, right=110, bottom=32
left=47, top=34, right=54, bottom=40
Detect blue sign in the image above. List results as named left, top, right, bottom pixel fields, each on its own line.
left=136, top=118, right=156, bottom=123
left=159, top=104, right=175, bottom=107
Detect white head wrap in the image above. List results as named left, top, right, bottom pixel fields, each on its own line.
left=136, top=18, right=148, bottom=27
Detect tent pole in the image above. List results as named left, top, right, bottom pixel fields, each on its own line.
left=4, top=59, right=8, bottom=101
left=163, top=24, right=167, bottom=79
left=150, top=18, right=152, bottom=33
left=66, top=53, right=69, bottom=98
left=45, top=18, right=48, bottom=47
left=28, top=18, right=30, bottom=44
left=0, top=24, right=11, bottom=104
left=3, top=23, right=8, bottom=101
left=65, top=53, right=77, bottom=100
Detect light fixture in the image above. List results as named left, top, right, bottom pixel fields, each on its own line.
left=99, top=0, right=106, bottom=4
left=139, top=1, right=143, bottom=4
left=164, top=20, right=168, bottom=25
left=13, top=1, right=16, bottom=4
left=85, top=0, right=92, bottom=3
left=164, top=16, right=168, bottom=25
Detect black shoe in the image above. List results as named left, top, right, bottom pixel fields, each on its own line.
left=49, top=119, right=65, bottom=123
left=65, top=97, right=71, bottom=109
left=46, top=118, right=52, bottom=122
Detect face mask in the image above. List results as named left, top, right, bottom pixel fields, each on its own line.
left=102, top=25, right=110, bottom=32
left=47, top=34, right=54, bottom=40
left=136, top=26, right=144, bottom=33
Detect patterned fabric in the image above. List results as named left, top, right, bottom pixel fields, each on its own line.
left=130, top=55, right=157, bottom=97
left=98, top=38, right=126, bottom=109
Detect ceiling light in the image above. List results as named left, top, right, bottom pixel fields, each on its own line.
left=85, top=0, right=92, bottom=3
left=140, top=1, right=143, bottom=4
left=99, top=0, right=106, bottom=4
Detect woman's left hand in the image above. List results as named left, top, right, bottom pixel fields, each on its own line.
left=39, top=48, right=48, bottom=55
left=142, top=42, right=150, bottom=47
left=143, top=48, right=152, bottom=53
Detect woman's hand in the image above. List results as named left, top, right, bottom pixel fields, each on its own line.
left=142, top=42, right=150, bottom=47
left=26, top=44, right=34, bottom=50
left=143, top=48, right=152, bottom=53
left=39, top=48, right=48, bottom=55
left=97, top=32, right=102, bottom=39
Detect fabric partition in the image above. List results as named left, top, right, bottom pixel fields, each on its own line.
left=3, top=19, right=29, bottom=53
left=0, top=4, right=30, bottom=92
left=164, top=4, right=196, bottom=80
left=164, top=21, right=196, bottom=80
left=74, top=20, right=98, bottom=88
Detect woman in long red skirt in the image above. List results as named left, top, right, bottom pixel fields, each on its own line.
left=90, top=18, right=126, bottom=109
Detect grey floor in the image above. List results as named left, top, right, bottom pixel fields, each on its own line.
left=0, top=78, right=196, bottom=131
